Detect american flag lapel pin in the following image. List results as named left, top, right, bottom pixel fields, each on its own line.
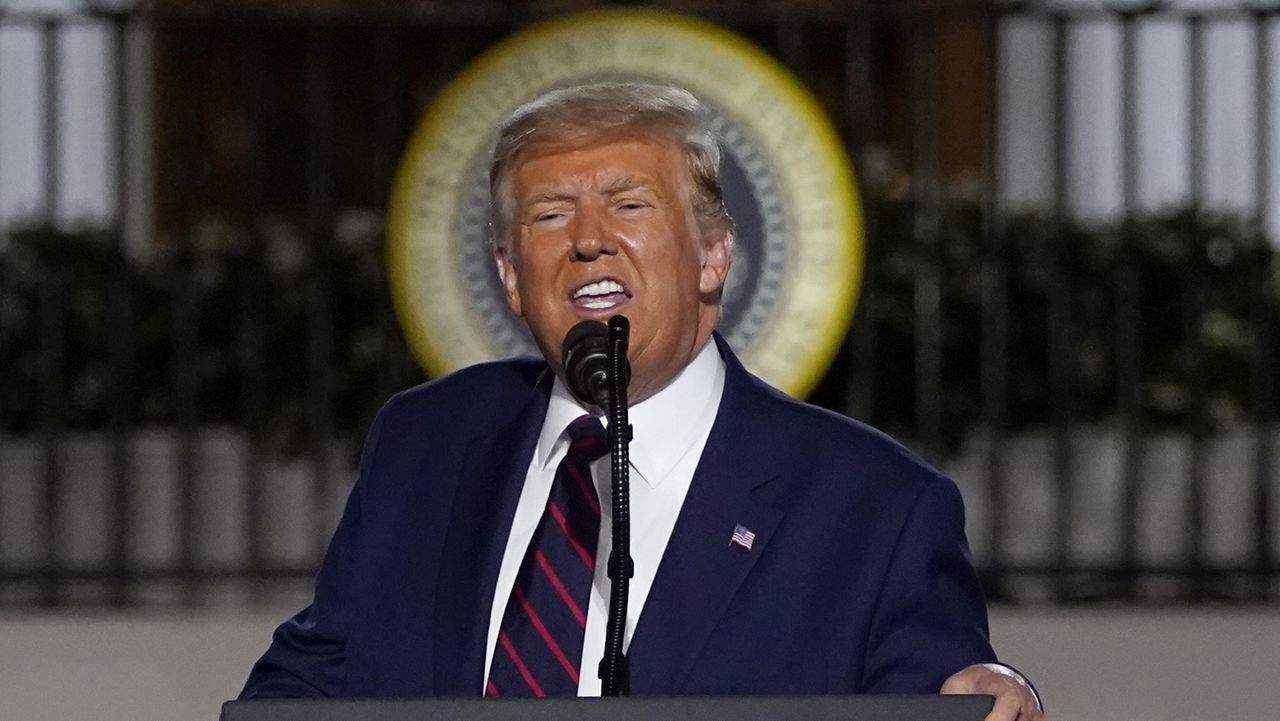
left=730, top=524, right=756, bottom=550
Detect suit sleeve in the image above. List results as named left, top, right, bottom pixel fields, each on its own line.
left=237, top=395, right=394, bottom=698
left=860, top=475, right=998, bottom=693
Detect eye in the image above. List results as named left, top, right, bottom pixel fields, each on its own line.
left=530, top=207, right=573, bottom=227
left=616, top=199, right=650, bottom=212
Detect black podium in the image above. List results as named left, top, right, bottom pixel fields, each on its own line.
left=222, top=695, right=994, bottom=721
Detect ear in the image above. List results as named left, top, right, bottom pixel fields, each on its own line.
left=494, top=244, right=523, bottom=317
left=698, top=227, right=732, bottom=296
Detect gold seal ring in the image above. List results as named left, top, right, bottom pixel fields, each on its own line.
left=388, top=8, right=863, bottom=397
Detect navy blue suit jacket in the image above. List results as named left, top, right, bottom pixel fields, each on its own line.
left=241, top=335, right=996, bottom=698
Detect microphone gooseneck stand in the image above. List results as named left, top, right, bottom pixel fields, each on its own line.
left=599, top=315, right=632, bottom=696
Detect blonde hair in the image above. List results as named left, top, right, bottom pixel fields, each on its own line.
left=488, top=82, right=732, bottom=249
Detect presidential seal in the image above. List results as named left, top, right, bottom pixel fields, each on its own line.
left=387, top=8, right=863, bottom=398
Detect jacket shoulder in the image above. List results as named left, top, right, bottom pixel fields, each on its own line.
left=378, top=356, right=549, bottom=432
left=739, top=372, right=947, bottom=498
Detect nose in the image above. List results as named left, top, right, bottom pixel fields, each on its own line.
left=569, top=207, right=617, bottom=261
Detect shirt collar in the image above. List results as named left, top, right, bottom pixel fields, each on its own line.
left=534, top=339, right=726, bottom=487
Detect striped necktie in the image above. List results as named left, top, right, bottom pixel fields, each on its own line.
left=487, top=414, right=608, bottom=697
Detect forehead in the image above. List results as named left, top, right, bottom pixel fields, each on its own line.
left=513, top=135, right=687, bottom=197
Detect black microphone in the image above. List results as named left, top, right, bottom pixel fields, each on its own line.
left=561, top=320, right=611, bottom=407
left=561, top=318, right=632, bottom=408
left=564, top=317, right=633, bottom=695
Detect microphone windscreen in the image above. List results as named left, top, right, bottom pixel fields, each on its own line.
left=561, top=320, right=609, bottom=361
left=561, top=320, right=610, bottom=405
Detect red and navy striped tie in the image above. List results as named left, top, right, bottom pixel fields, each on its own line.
left=487, top=415, right=607, bottom=697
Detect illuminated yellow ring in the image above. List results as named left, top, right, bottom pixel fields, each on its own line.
left=388, top=7, right=863, bottom=398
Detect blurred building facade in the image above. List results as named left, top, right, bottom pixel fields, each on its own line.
left=1, top=0, right=1278, bottom=612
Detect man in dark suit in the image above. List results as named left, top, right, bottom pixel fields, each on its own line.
left=241, top=82, right=1043, bottom=720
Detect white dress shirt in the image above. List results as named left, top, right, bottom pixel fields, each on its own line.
left=483, top=340, right=726, bottom=696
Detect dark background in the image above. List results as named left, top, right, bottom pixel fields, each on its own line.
left=1, top=0, right=1277, bottom=610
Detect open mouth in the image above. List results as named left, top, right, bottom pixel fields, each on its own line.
left=571, top=278, right=631, bottom=311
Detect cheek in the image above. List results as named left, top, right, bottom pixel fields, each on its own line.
left=639, top=226, right=700, bottom=277
left=516, top=261, right=565, bottom=312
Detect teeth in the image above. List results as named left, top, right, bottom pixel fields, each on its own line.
left=573, top=279, right=625, bottom=299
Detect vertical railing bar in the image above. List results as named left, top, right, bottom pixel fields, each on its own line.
left=0, top=15, right=6, bottom=234
left=1251, top=10, right=1277, bottom=599
left=372, top=23, right=404, bottom=411
left=240, top=25, right=269, bottom=601
left=1253, top=13, right=1271, bottom=238
left=980, top=6, right=1010, bottom=600
left=1048, top=11, right=1078, bottom=600
left=41, top=19, right=60, bottom=221
left=911, top=19, right=945, bottom=461
left=1189, top=16, right=1206, bottom=202
left=0, top=16, right=5, bottom=580
left=107, top=10, right=135, bottom=607
left=1116, top=10, right=1145, bottom=599
left=172, top=231, right=199, bottom=607
left=37, top=17, right=65, bottom=607
left=305, top=25, right=336, bottom=561
left=1185, top=14, right=1209, bottom=599
left=841, top=8, right=879, bottom=423
left=170, top=21, right=201, bottom=607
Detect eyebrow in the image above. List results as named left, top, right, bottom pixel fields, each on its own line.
left=521, top=175, right=661, bottom=211
left=602, top=175, right=653, bottom=195
left=524, top=191, right=576, bottom=207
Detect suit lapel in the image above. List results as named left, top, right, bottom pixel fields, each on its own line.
left=629, top=337, right=787, bottom=694
left=431, top=370, right=553, bottom=695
